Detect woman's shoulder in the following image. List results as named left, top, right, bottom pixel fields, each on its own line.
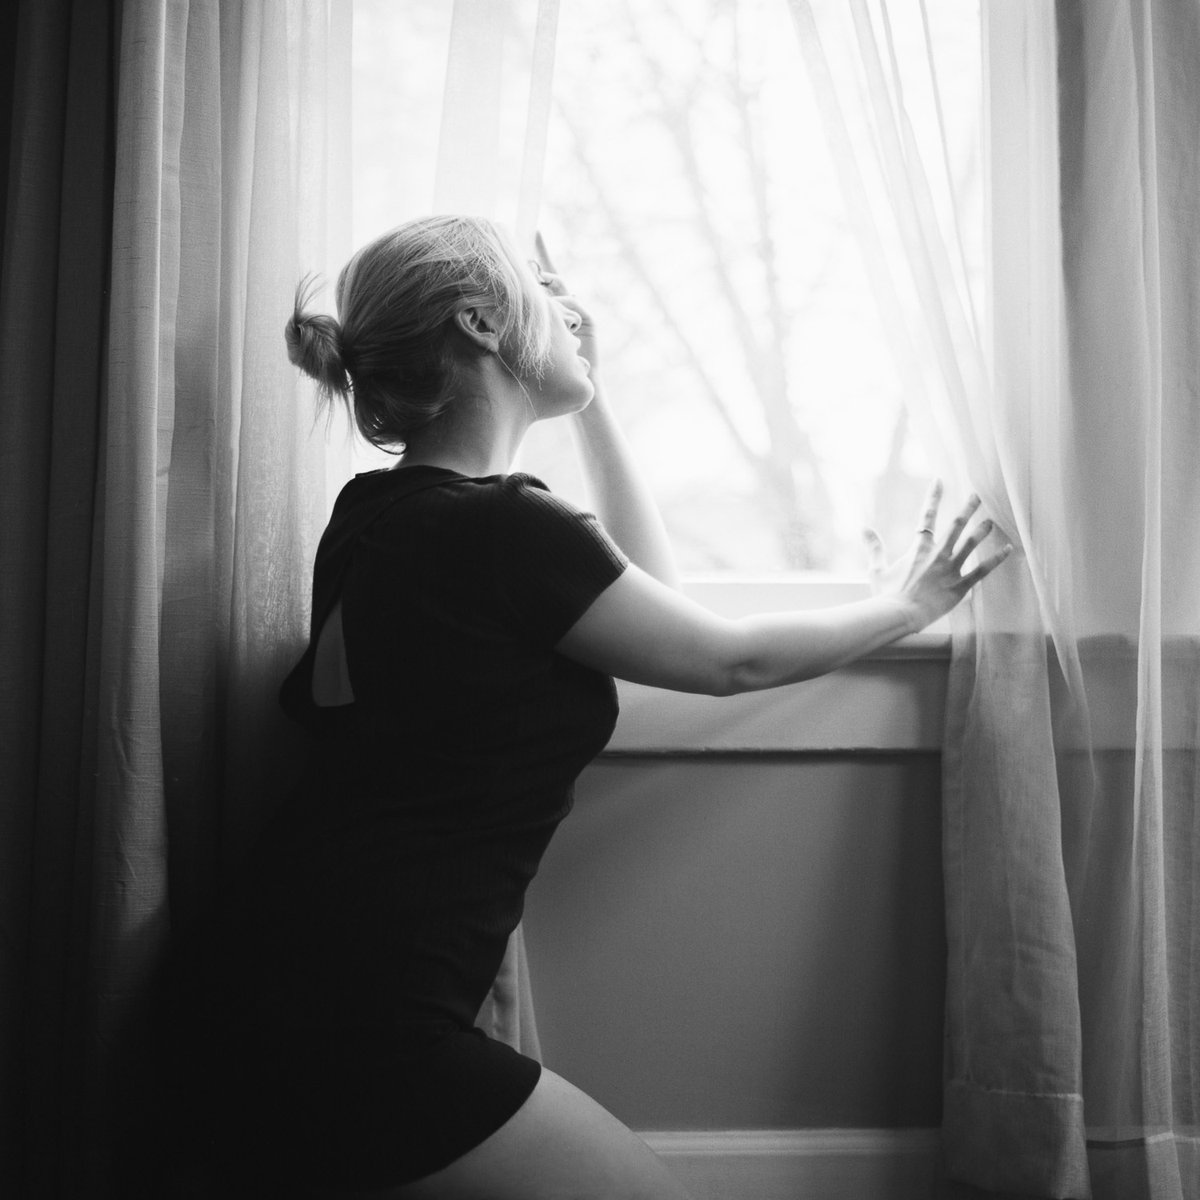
left=334, top=468, right=587, bottom=556
left=483, top=473, right=610, bottom=536
left=346, top=466, right=576, bottom=518
left=355, top=467, right=616, bottom=561
left=487, top=471, right=579, bottom=513
left=340, top=464, right=551, bottom=496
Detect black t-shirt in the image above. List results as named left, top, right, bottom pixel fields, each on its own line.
left=225, top=467, right=628, bottom=1040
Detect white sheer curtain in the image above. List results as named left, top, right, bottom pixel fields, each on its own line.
left=424, top=0, right=562, bottom=1058
left=98, top=0, right=349, bottom=1187
left=790, top=1, right=1200, bottom=1196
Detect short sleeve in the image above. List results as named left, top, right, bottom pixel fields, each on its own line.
left=489, top=474, right=628, bottom=647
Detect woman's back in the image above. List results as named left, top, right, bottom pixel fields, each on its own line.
left=255, top=465, right=628, bottom=1029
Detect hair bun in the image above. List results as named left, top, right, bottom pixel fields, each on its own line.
left=285, top=279, right=350, bottom=400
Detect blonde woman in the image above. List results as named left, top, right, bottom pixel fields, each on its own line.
left=163, top=215, right=1008, bottom=1198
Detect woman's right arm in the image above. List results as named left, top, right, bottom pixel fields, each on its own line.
left=555, top=494, right=1011, bottom=696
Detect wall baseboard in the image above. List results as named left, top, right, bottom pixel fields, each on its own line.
left=640, top=1129, right=942, bottom=1200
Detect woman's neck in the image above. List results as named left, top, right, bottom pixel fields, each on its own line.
left=397, top=359, right=533, bottom=478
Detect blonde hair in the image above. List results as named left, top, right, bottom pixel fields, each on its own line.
left=285, top=215, right=552, bottom=449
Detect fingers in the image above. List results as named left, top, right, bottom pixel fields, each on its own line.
left=529, top=239, right=590, bottom=325
left=950, top=516, right=993, bottom=570
left=915, top=478, right=944, bottom=543
left=531, top=239, right=588, bottom=320
left=862, top=527, right=886, bottom=575
left=960, top=542, right=1014, bottom=590
left=529, top=259, right=565, bottom=294
left=534, top=266, right=577, bottom=307
left=939, top=491, right=981, bottom=558
left=543, top=282, right=592, bottom=335
left=941, top=492, right=1007, bottom=587
left=534, top=230, right=559, bottom=275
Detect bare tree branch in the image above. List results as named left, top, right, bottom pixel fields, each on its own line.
left=555, top=104, right=767, bottom=477
left=549, top=0, right=879, bottom=567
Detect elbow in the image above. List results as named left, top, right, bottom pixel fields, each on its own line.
left=705, top=671, right=740, bottom=698
left=711, top=647, right=823, bottom=696
left=708, top=656, right=762, bottom=697
left=706, top=630, right=764, bottom=696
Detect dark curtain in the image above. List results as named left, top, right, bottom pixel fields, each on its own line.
left=0, top=1, right=123, bottom=1195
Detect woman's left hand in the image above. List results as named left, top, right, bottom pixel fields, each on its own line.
left=863, top=480, right=1011, bottom=626
left=534, top=232, right=600, bottom=378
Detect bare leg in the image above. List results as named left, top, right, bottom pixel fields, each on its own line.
left=331, top=1068, right=693, bottom=1200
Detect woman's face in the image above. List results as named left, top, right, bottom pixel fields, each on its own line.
left=515, top=263, right=595, bottom=420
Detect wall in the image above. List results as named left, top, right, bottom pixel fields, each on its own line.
left=523, top=654, right=950, bottom=1136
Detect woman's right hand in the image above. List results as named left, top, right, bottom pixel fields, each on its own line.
left=863, top=481, right=1013, bottom=633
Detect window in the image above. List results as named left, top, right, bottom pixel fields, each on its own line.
left=349, top=0, right=982, bottom=582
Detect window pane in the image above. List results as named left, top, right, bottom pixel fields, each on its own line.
left=349, top=0, right=982, bottom=576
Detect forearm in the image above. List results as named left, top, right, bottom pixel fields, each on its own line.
left=572, top=379, right=681, bottom=588
left=724, top=595, right=919, bottom=693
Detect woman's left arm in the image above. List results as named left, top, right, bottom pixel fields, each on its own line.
left=535, top=235, right=680, bottom=589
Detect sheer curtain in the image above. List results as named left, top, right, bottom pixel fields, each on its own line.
left=105, top=0, right=351, bottom=1185
left=790, top=1, right=1200, bottom=1197
left=430, top=0, right=562, bottom=1057
left=2, top=1, right=350, bottom=1193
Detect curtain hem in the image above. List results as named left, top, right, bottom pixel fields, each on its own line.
left=943, top=1078, right=1090, bottom=1199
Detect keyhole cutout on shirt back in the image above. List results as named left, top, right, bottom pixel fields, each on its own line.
left=311, top=599, right=356, bottom=707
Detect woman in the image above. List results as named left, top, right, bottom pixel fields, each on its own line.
left=165, top=214, right=1008, bottom=1198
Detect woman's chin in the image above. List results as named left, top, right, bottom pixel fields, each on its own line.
left=573, top=378, right=597, bottom=412
left=558, top=379, right=596, bottom=416
left=528, top=376, right=596, bottom=422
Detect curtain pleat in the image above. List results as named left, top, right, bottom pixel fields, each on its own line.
left=160, top=0, right=226, bottom=921
left=0, top=2, right=118, bottom=1194
left=938, top=6, right=1089, bottom=1195
left=434, top=0, right=560, bottom=244
left=1057, top=2, right=1200, bottom=1194
left=514, top=0, right=560, bottom=247
left=432, top=0, right=563, bottom=1059
left=434, top=0, right=506, bottom=217
left=88, top=1, right=182, bottom=1189
left=2, top=1, right=351, bottom=1193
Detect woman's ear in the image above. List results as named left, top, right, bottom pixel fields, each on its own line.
left=454, top=305, right=502, bottom=354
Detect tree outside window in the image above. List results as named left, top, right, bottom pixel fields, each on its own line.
left=350, top=0, right=982, bottom=577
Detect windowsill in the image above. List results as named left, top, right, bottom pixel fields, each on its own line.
left=606, top=578, right=952, bottom=756
left=609, top=582, right=1200, bottom=755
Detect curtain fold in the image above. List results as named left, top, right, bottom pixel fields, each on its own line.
left=433, top=0, right=562, bottom=1063
left=792, top=1, right=1200, bottom=1196
left=0, top=2, right=118, bottom=1193
left=117, top=0, right=353, bottom=1178
left=2, top=1, right=352, bottom=1193
left=939, top=5, right=1088, bottom=1195
left=118, top=0, right=355, bottom=1186
left=434, top=0, right=560, bottom=248
left=1056, top=2, right=1200, bottom=1194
